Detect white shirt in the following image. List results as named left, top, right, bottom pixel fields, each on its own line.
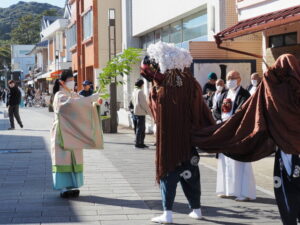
left=249, top=86, right=257, bottom=96
left=213, top=91, right=222, bottom=109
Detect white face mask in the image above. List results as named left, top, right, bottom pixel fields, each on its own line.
left=216, top=86, right=224, bottom=92
left=226, top=79, right=238, bottom=90
left=251, top=79, right=258, bottom=87
left=65, top=80, right=75, bottom=90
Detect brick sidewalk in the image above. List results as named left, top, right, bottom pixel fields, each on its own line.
left=0, top=106, right=281, bottom=224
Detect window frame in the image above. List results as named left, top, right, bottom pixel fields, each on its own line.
left=269, top=32, right=297, bottom=48
left=82, top=9, right=93, bottom=41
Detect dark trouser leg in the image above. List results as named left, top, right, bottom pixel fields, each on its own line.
left=132, top=115, right=137, bottom=134
left=160, top=171, right=180, bottom=211
left=179, top=164, right=201, bottom=209
left=13, top=105, right=22, bottom=126
left=8, top=106, right=15, bottom=128
left=274, top=151, right=299, bottom=225
left=136, top=116, right=145, bottom=146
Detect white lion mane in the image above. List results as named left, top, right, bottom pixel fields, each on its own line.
left=146, top=42, right=193, bottom=74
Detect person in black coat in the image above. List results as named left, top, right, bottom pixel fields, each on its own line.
left=203, top=72, right=217, bottom=95
left=213, top=71, right=250, bottom=122
left=206, top=79, right=226, bottom=111
left=79, top=80, right=93, bottom=97
left=7, top=80, right=23, bottom=130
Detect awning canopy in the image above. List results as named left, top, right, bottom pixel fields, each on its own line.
left=215, top=5, right=300, bottom=44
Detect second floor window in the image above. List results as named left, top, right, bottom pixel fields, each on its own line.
left=83, top=10, right=93, bottom=40
left=67, top=24, right=77, bottom=47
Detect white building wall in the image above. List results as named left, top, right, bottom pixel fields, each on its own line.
left=11, top=45, right=35, bottom=78
left=237, top=0, right=300, bottom=21
left=132, top=0, right=223, bottom=37
left=120, top=0, right=226, bottom=130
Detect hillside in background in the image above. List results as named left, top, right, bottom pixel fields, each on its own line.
left=0, top=1, right=63, bottom=41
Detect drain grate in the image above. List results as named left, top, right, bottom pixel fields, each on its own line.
left=0, top=150, right=32, bottom=154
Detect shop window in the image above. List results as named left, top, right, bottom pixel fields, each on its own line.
left=83, top=10, right=93, bottom=40
left=183, top=10, right=207, bottom=41
left=170, top=21, right=182, bottom=44
left=155, top=29, right=161, bottom=43
left=141, top=9, right=208, bottom=47
left=269, top=32, right=297, bottom=48
left=141, top=33, right=154, bottom=49
left=162, top=26, right=170, bottom=42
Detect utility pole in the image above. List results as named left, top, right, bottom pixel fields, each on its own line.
left=108, top=8, right=118, bottom=133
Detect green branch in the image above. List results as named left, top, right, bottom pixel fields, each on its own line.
left=98, top=48, right=143, bottom=99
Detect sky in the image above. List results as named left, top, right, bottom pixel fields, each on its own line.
left=0, top=0, right=65, bottom=8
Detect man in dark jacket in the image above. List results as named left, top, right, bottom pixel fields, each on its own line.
left=79, top=80, right=93, bottom=97
left=213, top=71, right=256, bottom=202
left=213, top=71, right=250, bottom=122
left=206, top=79, right=226, bottom=111
left=7, top=80, right=23, bottom=130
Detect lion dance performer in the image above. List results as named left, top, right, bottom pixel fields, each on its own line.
left=140, top=42, right=214, bottom=223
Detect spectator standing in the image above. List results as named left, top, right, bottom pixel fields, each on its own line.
left=7, top=80, right=23, bottom=130
left=79, top=80, right=93, bottom=97
left=132, top=79, right=152, bottom=148
left=213, top=70, right=256, bottom=201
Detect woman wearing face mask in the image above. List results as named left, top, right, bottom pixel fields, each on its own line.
left=247, top=73, right=262, bottom=96
left=51, top=70, right=100, bottom=198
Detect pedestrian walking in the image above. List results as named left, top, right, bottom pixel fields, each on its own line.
left=128, top=100, right=137, bottom=134
left=212, top=71, right=256, bottom=201
left=131, top=79, right=152, bottom=148
left=51, top=70, right=101, bottom=198
left=140, top=42, right=215, bottom=223
left=6, top=80, right=23, bottom=130
left=79, top=80, right=93, bottom=97
left=1, top=88, right=7, bottom=104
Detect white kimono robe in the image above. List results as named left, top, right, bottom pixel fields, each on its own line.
left=51, top=89, right=102, bottom=190
left=216, top=87, right=256, bottom=199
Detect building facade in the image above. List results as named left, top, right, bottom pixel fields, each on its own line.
left=11, top=45, right=35, bottom=82
left=119, top=0, right=262, bottom=129
left=236, top=0, right=300, bottom=70
left=67, top=0, right=122, bottom=92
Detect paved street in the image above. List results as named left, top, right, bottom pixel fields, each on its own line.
left=0, top=106, right=282, bottom=225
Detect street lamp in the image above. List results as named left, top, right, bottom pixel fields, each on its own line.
left=108, top=8, right=117, bottom=133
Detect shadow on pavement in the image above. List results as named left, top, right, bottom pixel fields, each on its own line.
left=74, top=195, right=148, bottom=209
left=0, top=134, right=81, bottom=224
left=144, top=200, right=280, bottom=221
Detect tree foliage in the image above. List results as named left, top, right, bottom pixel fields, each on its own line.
left=98, top=48, right=143, bottom=99
left=0, top=40, right=11, bottom=69
left=11, top=15, right=41, bottom=44
left=11, top=8, right=62, bottom=45
left=0, top=1, right=63, bottom=41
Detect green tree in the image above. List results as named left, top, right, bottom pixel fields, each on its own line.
left=0, top=40, right=11, bottom=69
left=11, top=14, right=41, bottom=44
left=11, top=9, right=62, bottom=45
left=98, top=48, right=143, bottom=99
